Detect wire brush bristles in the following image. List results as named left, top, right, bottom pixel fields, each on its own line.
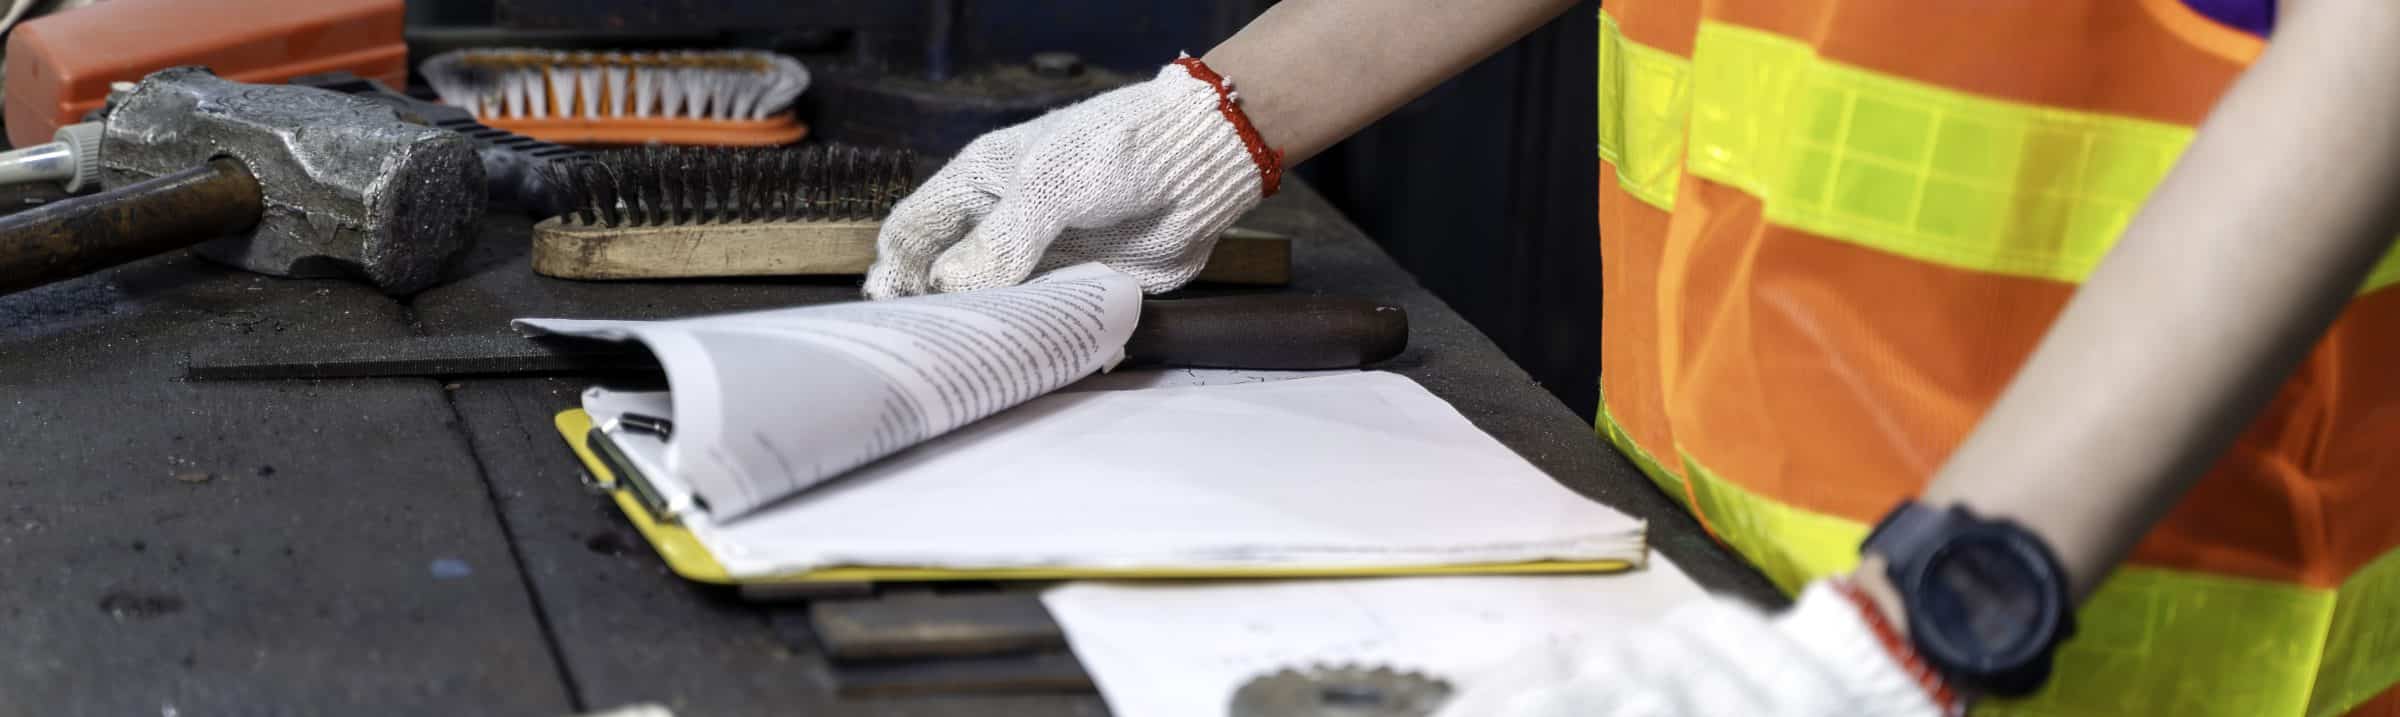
left=423, top=48, right=810, bottom=122
left=544, top=145, right=919, bottom=228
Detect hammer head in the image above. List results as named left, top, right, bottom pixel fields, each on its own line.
left=100, top=67, right=484, bottom=295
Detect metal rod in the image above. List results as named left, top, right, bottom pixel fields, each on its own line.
left=0, top=158, right=263, bottom=294
left=0, top=143, right=75, bottom=187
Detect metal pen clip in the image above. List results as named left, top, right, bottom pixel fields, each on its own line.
left=587, top=415, right=685, bottom=524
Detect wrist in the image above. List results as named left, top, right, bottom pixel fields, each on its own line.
left=1780, top=581, right=1960, bottom=716
left=1829, top=577, right=1963, bottom=712
left=1167, top=54, right=1285, bottom=198
left=1849, top=554, right=1912, bottom=638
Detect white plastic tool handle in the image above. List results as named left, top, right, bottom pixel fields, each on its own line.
left=0, top=122, right=101, bottom=192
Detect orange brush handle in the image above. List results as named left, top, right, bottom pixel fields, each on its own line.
left=482, top=114, right=810, bottom=147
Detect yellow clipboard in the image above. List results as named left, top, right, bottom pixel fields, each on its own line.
left=555, top=408, right=1637, bottom=586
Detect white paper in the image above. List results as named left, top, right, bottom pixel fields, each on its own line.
left=1041, top=559, right=1708, bottom=717
left=583, top=371, right=1644, bottom=577
left=518, top=263, right=1142, bottom=518
left=574, top=367, right=1347, bottom=523
left=1059, top=367, right=1350, bottom=392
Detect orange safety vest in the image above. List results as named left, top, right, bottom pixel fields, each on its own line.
left=1596, top=1, right=2400, bottom=714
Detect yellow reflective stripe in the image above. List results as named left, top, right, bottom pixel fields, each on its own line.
left=1596, top=11, right=1688, bottom=211
left=1677, top=451, right=1863, bottom=594
left=1598, top=392, right=1860, bottom=592
left=1594, top=391, right=1687, bottom=500
left=1685, top=20, right=2182, bottom=285
left=2316, top=547, right=2400, bottom=716
left=2032, top=568, right=2326, bottom=716
left=1594, top=395, right=2400, bottom=716
left=1681, top=20, right=2400, bottom=292
left=1600, top=18, right=2400, bottom=291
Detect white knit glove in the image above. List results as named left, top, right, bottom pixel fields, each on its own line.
left=1434, top=582, right=1954, bottom=717
left=864, top=57, right=1274, bottom=298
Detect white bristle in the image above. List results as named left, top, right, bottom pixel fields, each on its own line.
left=523, top=70, right=546, bottom=119
left=727, top=69, right=753, bottom=119
left=700, top=69, right=724, bottom=120
left=606, top=65, right=629, bottom=117
left=728, top=77, right=760, bottom=120
left=757, top=55, right=810, bottom=119
left=681, top=69, right=705, bottom=118
left=422, top=53, right=467, bottom=116
left=689, top=63, right=715, bottom=119
left=634, top=68, right=658, bottom=118
left=686, top=66, right=712, bottom=119
left=496, top=70, right=515, bottom=119
left=578, top=66, right=602, bottom=118
left=503, top=72, right=526, bottom=118
left=422, top=47, right=815, bottom=124
left=743, top=70, right=769, bottom=117
left=659, top=68, right=688, bottom=119
left=717, top=69, right=740, bottom=118
left=547, top=66, right=575, bottom=117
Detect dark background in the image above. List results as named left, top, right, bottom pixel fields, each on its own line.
left=410, top=0, right=1607, bottom=419
left=1300, top=2, right=1602, bottom=419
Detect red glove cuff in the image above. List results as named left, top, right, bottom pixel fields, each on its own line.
left=1173, top=54, right=1285, bottom=198
left=1832, top=577, right=1965, bottom=714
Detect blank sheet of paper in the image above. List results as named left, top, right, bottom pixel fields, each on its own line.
left=658, top=371, right=1644, bottom=577
left=1041, top=559, right=1709, bottom=717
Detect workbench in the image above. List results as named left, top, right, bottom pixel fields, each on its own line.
left=0, top=180, right=1778, bottom=715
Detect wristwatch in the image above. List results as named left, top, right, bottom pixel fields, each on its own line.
left=1860, top=501, right=2077, bottom=697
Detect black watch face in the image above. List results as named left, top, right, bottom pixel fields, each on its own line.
left=1918, top=535, right=2049, bottom=663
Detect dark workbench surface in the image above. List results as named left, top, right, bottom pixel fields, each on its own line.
left=0, top=180, right=1777, bottom=715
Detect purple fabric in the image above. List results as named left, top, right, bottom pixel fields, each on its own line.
left=2183, top=0, right=2277, bottom=37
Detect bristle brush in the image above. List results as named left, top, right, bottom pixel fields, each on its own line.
left=422, top=48, right=811, bottom=146
left=527, top=145, right=1292, bottom=285
left=531, top=144, right=917, bottom=280
left=552, top=144, right=914, bottom=226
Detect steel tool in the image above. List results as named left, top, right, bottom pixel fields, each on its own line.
left=0, top=67, right=484, bottom=296
left=1230, top=664, right=1454, bottom=717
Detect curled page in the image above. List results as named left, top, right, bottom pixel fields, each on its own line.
left=515, top=263, right=1142, bottom=519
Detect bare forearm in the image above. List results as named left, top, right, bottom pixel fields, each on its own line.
left=1202, top=0, right=1578, bottom=164
left=1911, top=0, right=2400, bottom=601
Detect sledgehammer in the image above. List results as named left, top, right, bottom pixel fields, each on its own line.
left=0, top=66, right=483, bottom=295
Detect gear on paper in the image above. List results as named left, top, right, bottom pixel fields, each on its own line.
left=1228, top=663, right=1454, bottom=717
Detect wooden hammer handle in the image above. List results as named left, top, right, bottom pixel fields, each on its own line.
left=0, top=158, right=262, bottom=295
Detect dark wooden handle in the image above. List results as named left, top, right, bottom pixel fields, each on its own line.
left=0, top=158, right=261, bottom=295
left=1126, top=295, right=1408, bottom=370
left=190, top=294, right=1413, bottom=380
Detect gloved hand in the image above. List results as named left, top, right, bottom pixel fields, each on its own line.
left=864, top=55, right=1280, bottom=299
left=1434, top=581, right=1956, bottom=717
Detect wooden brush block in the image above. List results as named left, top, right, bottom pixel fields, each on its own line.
left=530, top=218, right=1291, bottom=285
left=830, top=652, right=1093, bottom=696
left=808, top=591, right=1065, bottom=660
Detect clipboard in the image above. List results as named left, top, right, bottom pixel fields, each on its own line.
left=554, top=408, right=1639, bottom=586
